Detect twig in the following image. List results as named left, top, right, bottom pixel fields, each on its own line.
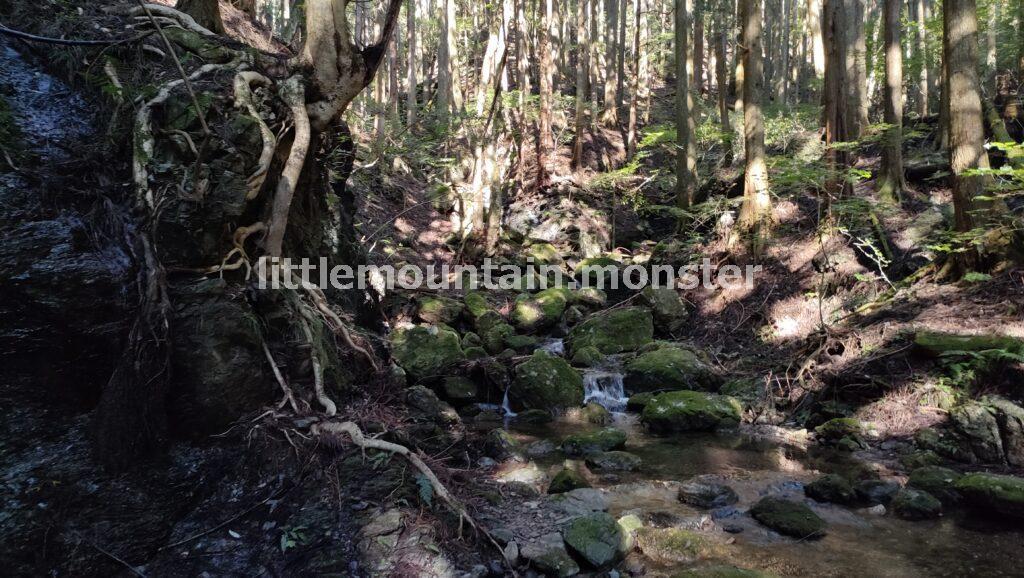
left=158, top=490, right=284, bottom=551
left=86, top=539, right=147, bottom=577
left=0, top=24, right=153, bottom=46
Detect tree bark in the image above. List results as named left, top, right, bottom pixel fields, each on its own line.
left=617, top=0, right=628, bottom=109
left=537, top=0, right=555, bottom=188
left=693, top=0, right=705, bottom=93
left=806, top=0, right=825, bottom=77
left=574, top=0, right=590, bottom=167
left=737, top=0, right=770, bottom=254
left=675, top=0, right=696, bottom=209
left=176, top=0, right=225, bottom=34
left=716, top=0, right=733, bottom=163
left=878, top=0, right=906, bottom=202
left=406, top=1, right=417, bottom=127
left=627, top=0, right=644, bottom=159
left=602, top=0, right=621, bottom=125
left=823, top=0, right=852, bottom=195
left=913, top=0, right=929, bottom=116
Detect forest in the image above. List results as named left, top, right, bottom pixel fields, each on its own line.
left=0, top=0, right=1023, bottom=575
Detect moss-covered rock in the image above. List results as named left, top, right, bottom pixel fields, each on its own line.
left=513, top=287, right=572, bottom=331
left=463, top=291, right=492, bottom=320
left=567, top=307, right=654, bottom=354
left=892, top=488, right=943, bottom=520
left=440, top=376, right=478, bottom=405
left=581, top=402, right=612, bottom=424
left=814, top=417, right=863, bottom=442
left=908, top=466, right=963, bottom=505
left=415, top=295, right=464, bottom=324
left=576, top=287, right=608, bottom=307
left=520, top=532, right=580, bottom=577
left=624, top=345, right=721, bottom=394
left=617, top=514, right=643, bottom=551
left=950, top=396, right=1024, bottom=466
left=481, top=321, right=516, bottom=354
left=526, top=242, right=564, bottom=266
left=748, top=497, right=826, bottom=539
left=571, top=345, right=604, bottom=367
left=914, top=427, right=974, bottom=462
left=509, top=350, right=584, bottom=411
left=639, top=286, right=689, bottom=334
left=626, top=392, right=655, bottom=412
left=461, top=331, right=482, bottom=349
left=804, top=474, right=856, bottom=505
left=515, top=408, right=555, bottom=423
left=464, top=346, right=488, bottom=359
left=677, top=477, right=739, bottom=509
left=562, top=428, right=628, bottom=456
left=641, top=391, right=742, bottom=433
left=635, top=527, right=723, bottom=564
left=484, top=428, right=523, bottom=461
left=854, top=479, right=901, bottom=505
left=586, top=451, right=642, bottom=472
left=505, top=333, right=540, bottom=352
left=563, top=512, right=624, bottom=568
left=954, top=472, right=1024, bottom=519
left=899, top=450, right=943, bottom=470
left=672, top=566, right=772, bottom=578
left=390, top=325, right=465, bottom=381
left=575, top=255, right=622, bottom=286
left=548, top=467, right=591, bottom=494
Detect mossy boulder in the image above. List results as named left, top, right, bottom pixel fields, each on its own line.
left=571, top=345, right=604, bottom=367
left=520, top=532, right=580, bottom=577
left=908, top=466, right=963, bottom=505
left=390, top=325, right=465, bottom=381
left=899, top=450, right=943, bottom=470
left=624, top=345, right=721, bottom=394
left=548, top=467, right=591, bottom=494
left=954, top=472, right=1024, bottom=519
left=892, top=488, right=943, bottom=520
left=639, top=286, right=689, bottom=334
left=814, top=417, right=863, bottom=442
left=464, top=346, right=488, bottom=359
left=562, top=428, right=628, bottom=456
left=481, top=322, right=516, bottom=354
left=672, top=567, right=772, bottom=578
left=749, top=497, right=826, bottom=539
left=415, top=295, right=464, bottom=324
left=635, top=527, right=723, bottom=564
left=461, top=332, right=482, bottom=349
left=575, top=255, right=622, bottom=285
left=626, top=392, right=655, bottom=412
left=678, top=477, right=739, bottom=509
left=513, top=287, right=572, bottom=331
left=516, top=408, right=555, bottom=423
left=804, top=474, right=856, bottom=505
left=586, top=451, right=642, bottom=472
left=567, top=307, right=654, bottom=354
left=463, top=291, right=492, bottom=320
left=509, top=350, right=584, bottom=411
left=854, top=479, right=901, bottom=505
left=505, top=333, right=540, bottom=352
left=484, top=428, right=522, bottom=461
left=641, top=391, right=742, bottom=433
left=526, top=242, right=564, bottom=266
left=914, top=427, right=974, bottom=462
left=950, top=396, right=1024, bottom=466
left=439, top=376, right=478, bottom=405
left=581, top=402, right=612, bottom=424
left=563, top=512, right=624, bottom=568
left=575, top=287, right=608, bottom=307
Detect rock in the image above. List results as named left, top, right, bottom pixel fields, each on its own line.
left=526, top=242, right=564, bottom=266
left=564, top=513, right=624, bottom=568
left=520, top=532, right=580, bottom=577
left=390, top=325, right=465, bottom=381
left=671, top=566, right=771, bottom=578
left=576, top=287, right=608, bottom=307
left=564, top=305, right=585, bottom=325
left=914, top=331, right=1024, bottom=357
left=548, top=488, right=610, bottom=515
left=496, top=461, right=546, bottom=485
left=626, top=392, right=655, bottom=412
left=464, top=291, right=492, bottom=320
left=854, top=480, right=901, bottom=505
left=575, top=255, right=623, bottom=286
left=586, top=451, right=643, bottom=472
left=677, top=477, right=739, bottom=509
left=892, top=488, right=943, bottom=520
left=908, top=466, right=963, bottom=505
left=502, top=541, right=519, bottom=565
left=571, top=345, right=604, bottom=367
left=804, top=474, right=856, bottom=505
left=814, top=417, right=863, bottom=442
left=480, top=321, right=516, bottom=354
left=914, top=427, right=974, bottom=462
left=416, top=295, right=464, bottom=324
left=505, top=333, right=540, bottom=352
left=864, top=504, right=887, bottom=516
left=951, top=396, right=1024, bottom=466
left=581, top=402, right=612, bottom=424
left=516, top=409, right=555, bottom=424
left=616, top=514, right=644, bottom=552
left=406, top=385, right=459, bottom=424
left=461, top=332, right=483, bottom=349
left=562, top=428, right=628, bottom=456
left=484, top=428, right=522, bottom=461
left=549, top=467, right=591, bottom=494
left=624, top=345, right=720, bottom=394
left=464, top=346, right=488, bottom=359
left=526, top=439, right=558, bottom=457
left=749, top=497, right=826, bottom=539
left=440, top=376, right=478, bottom=405
left=639, top=286, right=689, bottom=333
left=513, top=287, right=572, bottom=331
left=641, top=391, right=742, bottom=433
left=718, top=378, right=762, bottom=408
left=634, top=527, right=723, bottom=563
left=509, top=350, right=584, bottom=411
left=567, top=307, right=654, bottom=355
left=899, top=450, right=943, bottom=470
left=954, top=472, right=1024, bottom=519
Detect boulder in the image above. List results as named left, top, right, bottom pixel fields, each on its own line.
left=639, top=286, right=689, bottom=333
left=581, top=402, right=612, bottom=424
left=390, top=325, right=464, bottom=381
left=616, top=514, right=644, bottom=551
left=516, top=409, right=555, bottom=424
left=641, top=391, right=742, bottom=433
left=804, top=474, right=856, bottom=505
left=626, top=392, right=655, bottom=412
left=891, top=488, right=943, bottom=520
left=575, top=255, right=622, bottom=286
left=907, top=466, right=963, bottom=505
left=415, top=295, right=464, bottom=324
left=951, top=396, right=1024, bottom=466
left=575, top=287, right=608, bottom=307
left=463, top=291, right=492, bottom=320
left=562, top=428, right=628, bottom=456
left=854, top=479, right=901, bottom=505
left=461, top=332, right=483, bottom=349
left=567, top=307, right=654, bottom=354
left=748, top=497, right=826, bottom=539
left=624, top=345, right=721, bottom=394
left=563, top=513, right=624, bottom=568
left=484, top=428, right=522, bottom=461
left=547, top=488, right=610, bottom=515
left=509, top=350, right=584, bottom=411
left=440, top=376, right=478, bottom=405
left=526, top=242, right=564, bottom=266
left=954, top=472, right=1024, bottom=519
left=548, top=467, right=591, bottom=494
left=635, top=527, right=723, bottom=564
left=677, top=477, right=739, bottom=509
left=898, top=450, right=943, bottom=470
left=571, top=346, right=604, bottom=367
left=520, top=532, right=580, bottom=577
left=512, top=287, right=572, bottom=331
left=814, top=417, right=863, bottom=442
left=586, top=451, right=643, bottom=472
left=480, top=321, right=516, bottom=354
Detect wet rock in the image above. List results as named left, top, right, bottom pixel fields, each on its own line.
left=549, top=467, right=591, bottom=494
left=516, top=409, right=556, bottom=424
left=581, top=402, right=612, bottom=424
left=513, top=287, right=573, bottom=331
left=641, top=391, right=742, bottom=433
left=571, top=345, right=604, bottom=367
left=505, top=333, right=541, bottom=353
left=892, top=488, right=943, bottom=520
left=567, top=307, right=654, bottom=354
left=441, top=376, right=478, bottom=405
left=586, top=451, right=643, bottom=472
left=563, top=512, right=624, bottom=568
left=548, top=488, right=609, bottom=515
left=908, top=466, right=963, bottom=505
left=635, top=527, right=724, bottom=563
left=748, top=497, right=826, bottom=539
left=671, top=565, right=771, bottom=578
left=954, top=472, right=1024, bottom=519
left=624, top=345, right=721, bottom=394
left=677, top=477, right=739, bottom=509
left=416, top=294, right=464, bottom=324
left=509, top=350, right=584, bottom=411
left=484, top=428, right=523, bottom=461
left=638, top=286, right=689, bottom=334
left=854, top=480, right=901, bottom=505
left=814, top=418, right=863, bottom=443
left=520, top=532, right=580, bottom=577
left=562, top=428, right=628, bottom=456
left=804, top=474, right=856, bottom=505
left=526, top=439, right=558, bottom=457
left=626, top=392, right=655, bottom=412
left=390, top=325, right=465, bottom=381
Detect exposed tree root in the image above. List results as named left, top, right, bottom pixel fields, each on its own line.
left=106, top=3, right=217, bottom=37
left=289, top=270, right=380, bottom=372
left=299, top=312, right=337, bottom=416
left=261, top=340, right=300, bottom=413
left=233, top=71, right=276, bottom=199
left=264, top=75, right=310, bottom=257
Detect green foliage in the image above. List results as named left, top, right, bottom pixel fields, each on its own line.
left=280, top=526, right=309, bottom=552
left=415, top=473, right=434, bottom=507
left=938, top=347, right=1024, bottom=392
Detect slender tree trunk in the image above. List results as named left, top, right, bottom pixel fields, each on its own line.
left=638, top=0, right=652, bottom=122
left=407, top=1, right=417, bottom=127
left=778, top=0, right=791, bottom=103
left=574, top=0, right=590, bottom=167
left=694, top=0, right=705, bottom=93
left=733, top=0, right=745, bottom=126
left=176, top=0, right=225, bottom=34
left=437, top=0, right=462, bottom=122
left=617, top=0, right=628, bottom=109
left=878, top=0, right=906, bottom=202
left=675, top=0, right=696, bottom=209
left=627, top=0, right=644, bottom=159
left=737, top=0, right=770, bottom=253
left=823, top=0, right=852, bottom=196
left=716, top=0, right=733, bottom=164
left=1019, top=0, right=1024, bottom=82
left=537, top=0, right=555, bottom=187
left=849, top=0, right=868, bottom=137
left=806, top=0, right=826, bottom=77
left=986, top=0, right=997, bottom=94
left=602, top=0, right=621, bottom=125
left=914, top=0, right=929, bottom=116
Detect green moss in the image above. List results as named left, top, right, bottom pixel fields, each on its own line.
left=562, top=427, right=628, bottom=456
left=672, top=566, right=773, bottom=578
left=464, top=346, right=488, bottom=359
left=892, top=488, right=943, bottom=520
left=814, top=418, right=862, bottom=442
left=481, top=322, right=516, bottom=354
left=626, top=392, right=656, bottom=412
left=464, top=291, right=492, bottom=319
left=581, top=402, right=612, bottom=424
left=568, top=307, right=654, bottom=354
left=749, top=497, right=826, bottom=539
left=804, top=474, right=856, bottom=504
left=575, top=287, right=608, bottom=307
left=390, top=325, right=465, bottom=381
left=914, top=331, right=1024, bottom=356
left=572, top=345, right=604, bottom=367
left=512, top=287, right=571, bottom=331
left=526, top=242, right=563, bottom=265
left=641, top=391, right=742, bottom=433
left=563, top=512, right=623, bottom=568
left=639, top=286, right=689, bottom=333
left=954, top=473, right=1024, bottom=518
left=509, top=350, right=584, bottom=411
left=908, top=466, right=962, bottom=504
left=440, top=376, right=477, bottom=404
left=635, top=527, right=723, bottom=563
left=624, top=345, right=720, bottom=393
left=548, top=467, right=590, bottom=494
left=416, top=295, right=464, bottom=324
left=899, top=450, right=943, bottom=470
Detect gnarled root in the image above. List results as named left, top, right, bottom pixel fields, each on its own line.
left=263, top=75, right=310, bottom=257
left=233, top=71, right=276, bottom=199
left=299, top=312, right=337, bottom=416
left=106, top=3, right=217, bottom=36
left=289, top=271, right=380, bottom=372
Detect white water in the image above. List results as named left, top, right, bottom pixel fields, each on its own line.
left=582, top=368, right=628, bottom=412
left=501, top=385, right=517, bottom=417
left=538, top=338, right=565, bottom=355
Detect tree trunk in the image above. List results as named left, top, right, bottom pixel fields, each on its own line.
left=602, top=0, right=621, bottom=125
left=849, top=0, right=868, bottom=137
left=914, top=0, right=929, bottom=116
left=574, top=0, right=589, bottom=167
left=823, top=0, right=852, bottom=195
left=806, top=0, right=825, bottom=77
left=537, top=0, right=555, bottom=187
left=878, top=0, right=905, bottom=202
left=176, top=0, right=225, bottom=34
left=693, top=0, right=705, bottom=93
left=716, top=0, right=733, bottom=163
left=407, top=1, right=417, bottom=127
left=437, top=0, right=462, bottom=122
left=617, top=0, right=629, bottom=109
left=737, top=0, right=770, bottom=253
left=675, top=0, right=696, bottom=209
left=627, top=0, right=644, bottom=159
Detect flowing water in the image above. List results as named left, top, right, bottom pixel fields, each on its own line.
left=581, top=358, right=629, bottom=413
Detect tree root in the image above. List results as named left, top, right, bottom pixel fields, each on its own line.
left=264, top=75, right=310, bottom=257
left=299, top=312, right=337, bottom=416
left=261, top=340, right=300, bottom=413
left=107, top=3, right=217, bottom=37
left=289, top=270, right=380, bottom=372
left=233, top=71, right=276, bottom=199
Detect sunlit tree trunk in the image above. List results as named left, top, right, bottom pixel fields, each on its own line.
left=693, top=0, right=705, bottom=93
left=806, top=0, right=825, bottom=77
left=848, top=0, right=868, bottom=137
left=878, top=0, right=906, bottom=202
left=537, top=0, right=555, bottom=187
left=176, top=0, right=225, bottom=34
left=733, top=0, right=745, bottom=126
left=674, top=0, right=696, bottom=209
left=406, top=1, right=417, bottom=127
left=437, top=0, right=462, bottom=122
left=914, top=0, right=929, bottom=116
left=574, top=0, right=590, bottom=167
left=617, top=0, right=628, bottom=109
left=986, top=0, right=997, bottom=93
left=778, top=0, right=791, bottom=103
left=716, top=0, right=733, bottom=163
left=823, top=0, right=852, bottom=196
left=736, top=0, right=770, bottom=254
left=627, top=0, right=644, bottom=159
left=602, top=0, right=621, bottom=125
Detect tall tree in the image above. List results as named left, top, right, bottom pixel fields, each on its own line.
left=537, top=0, right=555, bottom=187
left=406, top=0, right=417, bottom=127
left=806, top=0, right=826, bottom=77
left=616, top=0, right=629, bottom=109
left=823, top=0, right=853, bottom=195
left=913, top=0, right=929, bottom=116
left=627, top=0, right=645, bottom=159
left=574, top=0, right=590, bottom=167
left=602, top=0, right=621, bottom=125
left=675, top=0, right=696, bottom=209
left=736, top=0, right=771, bottom=253
left=716, top=0, right=733, bottom=163
left=176, top=0, right=225, bottom=34
left=437, top=0, right=462, bottom=122
left=693, top=0, right=706, bottom=93
left=878, top=0, right=906, bottom=202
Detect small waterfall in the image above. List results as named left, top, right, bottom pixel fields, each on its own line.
left=582, top=369, right=628, bottom=412
left=539, top=338, right=565, bottom=355
left=501, top=385, right=517, bottom=417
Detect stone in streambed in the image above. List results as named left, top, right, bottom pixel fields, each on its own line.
left=641, top=391, right=742, bottom=433
left=509, top=350, right=584, bottom=411
left=440, top=376, right=477, bottom=405
left=748, top=497, right=826, bottom=539
left=580, top=402, right=612, bottom=424
left=563, top=512, right=624, bottom=568
left=678, top=476, right=739, bottom=509
left=907, top=466, right=962, bottom=505
left=512, top=287, right=572, bottom=331
left=892, top=488, right=943, bottom=520
left=484, top=428, right=522, bottom=461
left=390, top=325, right=464, bottom=381
left=854, top=479, right=901, bottom=505
left=415, top=294, right=464, bottom=324
left=954, top=472, right=1024, bottom=519
left=804, top=474, right=856, bottom=505
left=561, top=427, right=627, bottom=456
left=639, top=286, right=689, bottom=333
left=520, top=532, right=580, bottom=577
left=634, top=527, right=724, bottom=563
left=624, top=345, right=721, bottom=394
left=626, top=392, right=655, bottom=412
left=571, top=345, right=604, bottom=367
left=567, top=307, right=654, bottom=354
left=586, top=451, right=642, bottom=472
left=549, top=467, right=591, bottom=494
